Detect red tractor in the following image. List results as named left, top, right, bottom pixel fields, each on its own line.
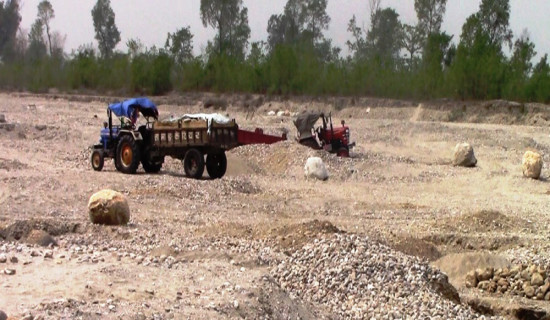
left=294, top=111, right=355, bottom=157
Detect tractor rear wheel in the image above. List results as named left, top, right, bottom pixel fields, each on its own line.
left=116, top=135, right=141, bottom=174
left=183, top=148, right=204, bottom=179
left=206, top=152, right=227, bottom=179
left=91, top=150, right=104, bottom=171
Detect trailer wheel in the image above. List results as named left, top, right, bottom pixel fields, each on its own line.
left=91, top=150, right=104, bottom=171
left=206, top=152, right=227, bottom=179
left=183, top=149, right=204, bottom=179
left=116, top=135, right=141, bottom=174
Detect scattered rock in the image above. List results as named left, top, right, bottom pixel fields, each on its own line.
left=304, top=157, right=328, bottom=181
left=25, top=229, right=56, bottom=247
left=471, top=264, right=550, bottom=299
left=477, top=267, right=494, bottom=281
left=0, top=254, right=6, bottom=263
left=531, top=272, right=544, bottom=286
left=0, top=114, right=5, bottom=123
left=452, top=143, right=477, bottom=167
left=9, top=256, right=17, bottom=263
left=524, top=284, right=535, bottom=298
left=267, top=110, right=276, bottom=116
left=44, top=250, right=53, bottom=259
left=88, top=189, right=130, bottom=225
left=465, top=270, right=478, bottom=288
left=522, top=151, right=543, bottom=179
left=4, top=268, right=15, bottom=275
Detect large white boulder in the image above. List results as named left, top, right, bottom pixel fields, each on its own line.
left=453, top=143, right=477, bottom=167
left=88, top=189, right=130, bottom=225
left=304, top=157, right=328, bottom=181
left=522, top=151, right=543, bottom=179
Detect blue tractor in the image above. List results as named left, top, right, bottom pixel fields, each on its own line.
left=90, top=97, right=162, bottom=174
left=90, top=97, right=240, bottom=178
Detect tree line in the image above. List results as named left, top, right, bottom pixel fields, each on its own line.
left=0, top=0, right=549, bottom=103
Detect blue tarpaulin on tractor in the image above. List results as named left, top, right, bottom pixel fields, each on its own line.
left=108, top=97, right=159, bottom=119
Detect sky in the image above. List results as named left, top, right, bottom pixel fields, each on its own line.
left=17, top=0, right=550, bottom=61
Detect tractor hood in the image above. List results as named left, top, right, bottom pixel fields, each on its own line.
left=108, top=97, right=159, bottom=119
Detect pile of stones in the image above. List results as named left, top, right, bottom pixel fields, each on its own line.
left=272, top=233, right=498, bottom=319
left=466, top=264, right=550, bottom=300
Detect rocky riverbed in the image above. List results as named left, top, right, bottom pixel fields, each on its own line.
left=2, top=93, right=550, bottom=319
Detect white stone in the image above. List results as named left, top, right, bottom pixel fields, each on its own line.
left=452, top=143, right=477, bottom=167
left=304, top=157, right=329, bottom=181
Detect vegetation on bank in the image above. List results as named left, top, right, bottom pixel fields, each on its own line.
left=0, top=0, right=549, bottom=103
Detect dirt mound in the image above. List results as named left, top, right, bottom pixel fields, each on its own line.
left=267, top=220, right=342, bottom=251
left=435, top=210, right=532, bottom=234
left=230, top=140, right=360, bottom=181
left=391, top=236, right=441, bottom=261
left=230, top=141, right=315, bottom=176
left=0, top=219, right=83, bottom=241
left=425, top=233, right=522, bottom=252
left=433, top=252, right=510, bottom=288
left=197, top=220, right=342, bottom=252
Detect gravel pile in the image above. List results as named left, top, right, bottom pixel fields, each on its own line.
left=467, top=264, right=550, bottom=300
left=272, top=233, right=500, bottom=319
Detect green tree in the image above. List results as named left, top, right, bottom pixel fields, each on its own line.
left=419, top=32, right=453, bottom=97
left=0, top=0, right=21, bottom=61
left=346, top=15, right=367, bottom=60
left=367, top=8, right=402, bottom=66
left=92, top=0, right=121, bottom=58
left=450, top=0, right=512, bottom=100
left=200, top=0, right=250, bottom=60
left=27, top=19, right=47, bottom=61
left=165, top=26, right=194, bottom=65
left=414, top=0, right=447, bottom=37
left=267, top=0, right=330, bottom=50
left=37, top=0, right=54, bottom=55
left=526, top=54, right=550, bottom=103
left=505, top=30, right=536, bottom=100
left=303, top=0, right=330, bottom=46
left=126, top=38, right=144, bottom=59
left=401, top=24, right=423, bottom=68
left=478, top=0, right=513, bottom=49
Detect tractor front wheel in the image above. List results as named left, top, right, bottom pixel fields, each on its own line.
left=206, top=152, right=227, bottom=179
left=183, top=148, right=204, bottom=179
left=116, top=135, right=141, bottom=174
left=91, top=150, right=104, bottom=171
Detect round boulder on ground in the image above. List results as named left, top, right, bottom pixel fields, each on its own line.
left=88, top=189, right=130, bottom=225
left=522, top=151, right=542, bottom=179
left=304, top=157, right=328, bottom=181
left=453, top=143, right=477, bottom=167
left=0, top=310, right=6, bottom=320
